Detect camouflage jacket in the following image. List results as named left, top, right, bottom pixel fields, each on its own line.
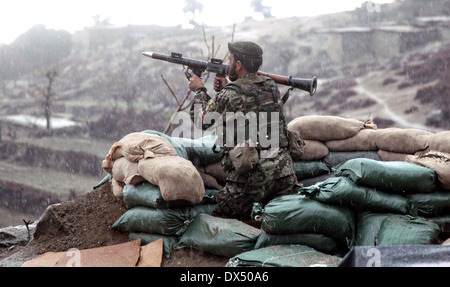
left=189, top=73, right=295, bottom=183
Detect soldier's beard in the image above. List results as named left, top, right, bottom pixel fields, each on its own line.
left=226, top=63, right=239, bottom=82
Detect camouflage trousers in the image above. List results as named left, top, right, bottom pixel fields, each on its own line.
left=212, top=173, right=299, bottom=220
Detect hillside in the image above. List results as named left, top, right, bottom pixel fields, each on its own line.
left=0, top=0, right=449, bottom=228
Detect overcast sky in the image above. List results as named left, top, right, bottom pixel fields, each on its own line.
left=0, top=0, right=395, bottom=45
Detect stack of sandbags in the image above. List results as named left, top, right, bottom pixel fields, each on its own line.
left=252, top=194, right=356, bottom=255
left=102, top=132, right=205, bottom=203
left=112, top=182, right=218, bottom=258
left=313, top=158, right=443, bottom=246
left=287, top=115, right=379, bottom=186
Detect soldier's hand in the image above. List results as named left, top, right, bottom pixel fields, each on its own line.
left=214, top=74, right=228, bottom=92
left=188, top=72, right=205, bottom=92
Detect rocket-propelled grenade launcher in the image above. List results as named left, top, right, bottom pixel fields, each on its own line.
left=143, top=51, right=317, bottom=96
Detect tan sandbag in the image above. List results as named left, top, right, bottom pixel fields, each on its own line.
left=103, top=132, right=178, bottom=173
left=377, top=150, right=409, bottom=162
left=23, top=240, right=142, bottom=267
left=374, top=128, right=432, bottom=154
left=406, top=151, right=450, bottom=190
left=429, top=131, right=450, bottom=154
left=299, top=140, right=330, bottom=161
left=287, top=115, right=375, bottom=142
left=325, top=129, right=378, bottom=151
left=443, top=238, right=450, bottom=246
left=112, top=157, right=145, bottom=185
left=138, top=156, right=205, bottom=203
left=204, top=162, right=229, bottom=183
left=111, top=177, right=125, bottom=198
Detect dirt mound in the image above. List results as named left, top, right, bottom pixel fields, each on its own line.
left=0, top=181, right=230, bottom=267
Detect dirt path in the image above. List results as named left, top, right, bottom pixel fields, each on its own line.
left=354, top=78, right=430, bottom=130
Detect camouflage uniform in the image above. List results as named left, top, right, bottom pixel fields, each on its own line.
left=190, top=48, right=299, bottom=220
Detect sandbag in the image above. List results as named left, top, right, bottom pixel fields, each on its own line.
left=323, top=151, right=382, bottom=168
left=287, top=115, right=376, bottom=142
left=112, top=204, right=216, bottom=236
left=254, top=231, right=342, bottom=255
left=298, top=140, right=329, bottom=161
left=406, top=151, right=450, bottom=190
left=374, top=128, right=432, bottom=154
left=293, top=160, right=330, bottom=180
left=298, top=173, right=336, bottom=188
left=376, top=215, right=440, bottom=246
left=299, top=177, right=417, bottom=215
left=176, top=214, right=261, bottom=258
left=428, top=131, right=450, bottom=154
left=138, top=156, right=205, bottom=203
left=257, top=195, right=356, bottom=248
left=123, top=182, right=218, bottom=210
left=129, top=233, right=178, bottom=259
left=142, top=130, right=224, bottom=166
left=111, top=157, right=145, bottom=185
left=226, top=245, right=342, bottom=267
left=407, top=192, right=450, bottom=216
left=355, top=212, right=393, bottom=246
left=103, top=132, right=178, bottom=172
left=325, top=129, right=378, bottom=151
left=377, top=150, right=409, bottom=162
left=332, top=158, right=437, bottom=194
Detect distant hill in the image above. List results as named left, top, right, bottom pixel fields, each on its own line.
left=0, top=0, right=449, bottom=136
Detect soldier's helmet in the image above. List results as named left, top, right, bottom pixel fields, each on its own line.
left=228, top=41, right=263, bottom=58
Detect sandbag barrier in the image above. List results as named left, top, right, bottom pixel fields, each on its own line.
left=102, top=116, right=450, bottom=265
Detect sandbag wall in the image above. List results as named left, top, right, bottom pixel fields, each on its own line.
left=255, top=116, right=450, bottom=255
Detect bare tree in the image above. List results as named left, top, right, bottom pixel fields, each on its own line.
left=31, top=67, right=58, bottom=130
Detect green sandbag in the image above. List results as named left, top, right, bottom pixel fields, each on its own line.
left=258, top=195, right=356, bottom=249
left=254, top=231, right=342, bottom=255
left=323, top=151, right=382, bottom=168
left=376, top=215, right=440, bottom=246
left=142, top=130, right=223, bottom=166
left=293, top=161, right=330, bottom=180
left=176, top=214, right=261, bottom=258
left=407, top=191, right=450, bottom=216
left=226, top=245, right=342, bottom=267
left=332, top=158, right=437, bottom=194
left=299, top=177, right=418, bottom=215
left=128, top=233, right=178, bottom=259
left=298, top=173, right=336, bottom=187
left=123, top=182, right=219, bottom=209
left=355, top=212, right=393, bottom=246
left=112, top=204, right=216, bottom=236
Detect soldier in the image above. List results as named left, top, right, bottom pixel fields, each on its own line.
left=189, top=41, right=300, bottom=220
